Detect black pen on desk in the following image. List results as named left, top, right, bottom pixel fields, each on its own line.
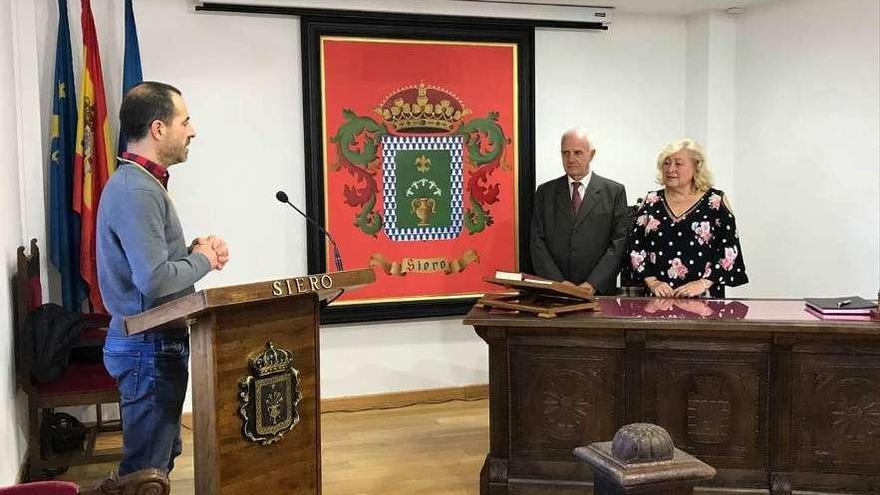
left=837, top=299, right=852, bottom=307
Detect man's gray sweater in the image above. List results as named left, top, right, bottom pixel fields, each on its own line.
left=97, top=163, right=211, bottom=337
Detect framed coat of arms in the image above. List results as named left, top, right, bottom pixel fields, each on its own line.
left=301, top=13, right=535, bottom=323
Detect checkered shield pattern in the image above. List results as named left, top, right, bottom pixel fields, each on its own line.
left=382, top=135, right=464, bottom=242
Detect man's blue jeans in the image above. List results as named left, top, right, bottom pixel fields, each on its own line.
left=103, top=334, right=189, bottom=476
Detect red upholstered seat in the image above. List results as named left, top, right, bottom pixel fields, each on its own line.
left=75, top=326, right=109, bottom=349
left=0, top=481, right=79, bottom=494
left=34, top=362, right=117, bottom=395
left=77, top=326, right=108, bottom=342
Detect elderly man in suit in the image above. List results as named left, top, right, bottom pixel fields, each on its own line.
left=530, top=128, right=629, bottom=295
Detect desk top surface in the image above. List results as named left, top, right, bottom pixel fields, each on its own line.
left=464, top=297, right=880, bottom=335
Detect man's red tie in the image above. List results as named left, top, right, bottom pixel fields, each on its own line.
left=571, top=182, right=582, bottom=214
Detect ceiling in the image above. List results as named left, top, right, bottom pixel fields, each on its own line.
left=464, top=0, right=775, bottom=15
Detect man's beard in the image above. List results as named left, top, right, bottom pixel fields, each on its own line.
left=159, top=142, right=188, bottom=166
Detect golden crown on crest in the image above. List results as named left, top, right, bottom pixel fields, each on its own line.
left=249, top=341, right=293, bottom=377
left=375, top=82, right=471, bottom=133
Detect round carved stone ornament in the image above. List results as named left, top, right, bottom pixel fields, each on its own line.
left=610, top=423, right=675, bottom=464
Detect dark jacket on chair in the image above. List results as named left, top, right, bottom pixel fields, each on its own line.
left=28, top=303, right=102, bottom=384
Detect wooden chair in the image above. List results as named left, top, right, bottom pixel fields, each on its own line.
left=12, top=239, right=123, bottom=480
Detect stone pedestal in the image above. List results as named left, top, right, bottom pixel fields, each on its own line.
left=573, top=423, right=716, bottom=495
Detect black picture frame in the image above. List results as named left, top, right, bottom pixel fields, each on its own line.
left=300, top=14, right=536, bottom=324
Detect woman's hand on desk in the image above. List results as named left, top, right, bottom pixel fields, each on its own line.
left=646, top=278, right=674, bottom=297
left=672, top=279, right=712, bottom=298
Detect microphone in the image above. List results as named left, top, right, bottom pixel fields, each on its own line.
left=275, top=190, right=344, bottom=272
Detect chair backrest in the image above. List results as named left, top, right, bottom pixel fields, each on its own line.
left=13, top=239, right=41, bottom=394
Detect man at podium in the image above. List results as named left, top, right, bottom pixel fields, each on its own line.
left=96, top=81, right=229, bottom=476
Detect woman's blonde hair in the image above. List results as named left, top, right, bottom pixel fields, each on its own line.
left=655, top=138, right=714, bottom=192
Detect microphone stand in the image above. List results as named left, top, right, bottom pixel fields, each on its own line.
left=275, top=191, right=346, bottom=305
left=275, top=191, right=344, bottom=272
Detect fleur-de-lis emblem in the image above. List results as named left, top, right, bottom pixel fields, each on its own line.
left=415, top=154, right=431, bottom=173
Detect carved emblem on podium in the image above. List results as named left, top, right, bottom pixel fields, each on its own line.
left=238, top=341, right=302, bottom=445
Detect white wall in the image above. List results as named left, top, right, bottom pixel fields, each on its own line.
left=2, top=0, right=51, bottom=485
left=685, top=11, right=737, bottom=200
left=1, top=2, right=26, bottom=484
left=734, top=0, right=880, bottom=298
left=535, top=15, right=687, bottom=197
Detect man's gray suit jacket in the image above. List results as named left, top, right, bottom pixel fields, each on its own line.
left=529, top=173, right=629, bottom=295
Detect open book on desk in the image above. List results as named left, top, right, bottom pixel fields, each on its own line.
left=478, top=272, right=596, bottom=318
left=493, top=270, right=552, bottom=285
left=804, top=296, right=876, bottom=315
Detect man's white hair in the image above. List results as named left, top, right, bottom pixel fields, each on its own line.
left=561, top=127, right=594, bottom=151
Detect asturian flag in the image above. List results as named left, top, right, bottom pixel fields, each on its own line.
left=73, top=0, right=115, bottom=313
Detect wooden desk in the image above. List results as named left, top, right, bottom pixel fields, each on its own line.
left=464, top=298, right=880, bottom=494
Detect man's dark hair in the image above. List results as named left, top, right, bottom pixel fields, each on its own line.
left=119, top=81, right=182, bottom=143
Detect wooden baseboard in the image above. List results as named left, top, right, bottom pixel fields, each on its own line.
left=321, top=383, right=489, bottom=413
left=180, top=384, right=488, bottom=428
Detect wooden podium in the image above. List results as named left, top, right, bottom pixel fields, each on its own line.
left=124, top=268, right=375, bottom=495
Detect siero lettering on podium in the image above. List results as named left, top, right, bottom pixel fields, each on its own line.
left=272, top=274, right=335, bottom=296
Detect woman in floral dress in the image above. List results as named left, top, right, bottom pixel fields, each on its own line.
left=627, top=139, right=748, bottom=298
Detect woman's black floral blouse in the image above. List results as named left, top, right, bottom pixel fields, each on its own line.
left=627, top=188, right=748, bottom=298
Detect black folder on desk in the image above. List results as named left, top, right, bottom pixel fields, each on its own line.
left=804, top=296, right=876, bottom=315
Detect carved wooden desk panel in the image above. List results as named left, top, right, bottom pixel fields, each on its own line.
left=464, top=298, right=880, bottom=495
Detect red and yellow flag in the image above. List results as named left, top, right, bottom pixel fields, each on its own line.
left=73, top=0, right=115, bottom=313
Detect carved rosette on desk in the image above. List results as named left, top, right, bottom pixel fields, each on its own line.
left=238, top=341, right=303, bottom=446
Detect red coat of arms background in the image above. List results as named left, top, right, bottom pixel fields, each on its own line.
left=321, top=37, right=519, bottom=304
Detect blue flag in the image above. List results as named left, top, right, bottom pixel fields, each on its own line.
left=117, top=0, right=143, bottom=155
left=48, top=0, right=86, bottom=311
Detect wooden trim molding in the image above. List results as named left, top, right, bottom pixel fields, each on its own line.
left=181, top=384, right=488, bottom=428
left=321, top=384, right=489, bottom=413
